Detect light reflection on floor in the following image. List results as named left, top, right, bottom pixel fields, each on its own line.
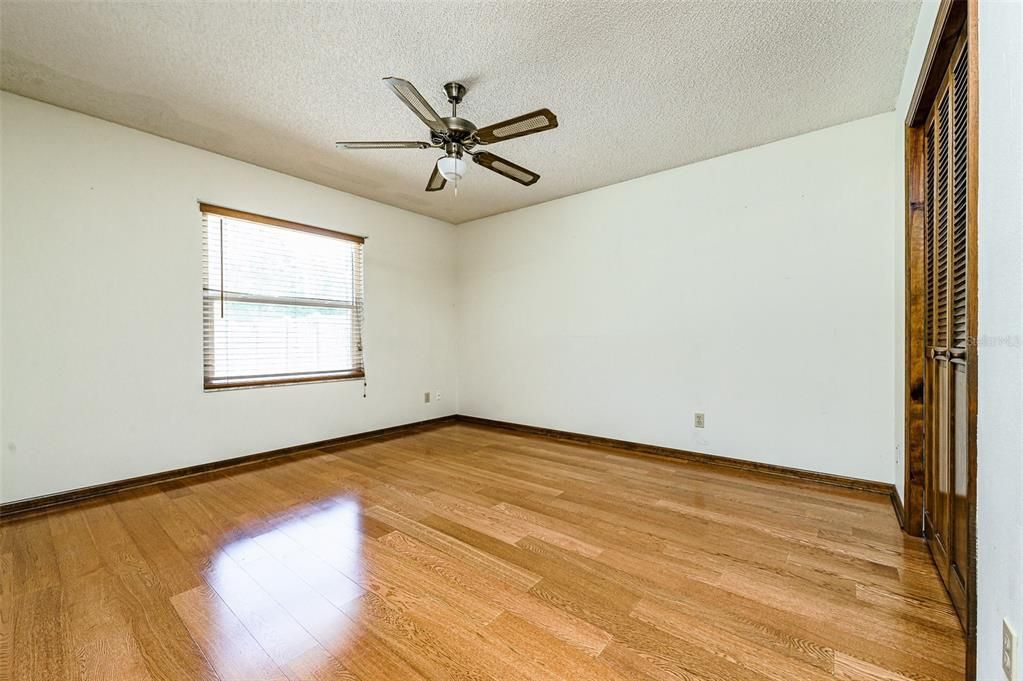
left=204, top=496, right=367, bottom=672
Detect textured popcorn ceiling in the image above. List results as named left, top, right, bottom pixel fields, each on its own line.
left=0, top=1, right=920, bottom=224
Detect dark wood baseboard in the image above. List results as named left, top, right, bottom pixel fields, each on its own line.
left=890, top=487, right=907, bottom=529
left=1, top=412, right=901, bottom=521
left=455, top=415, right=896, bottom=497
left=0, top=415, right=457, bottom=520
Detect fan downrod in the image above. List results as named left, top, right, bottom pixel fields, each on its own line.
left=433, top=82, right=476, bottom=147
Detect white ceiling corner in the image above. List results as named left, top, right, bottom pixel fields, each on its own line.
left=0, top=0, right=921, bottom=224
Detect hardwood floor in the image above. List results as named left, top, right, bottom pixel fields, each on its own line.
left=1, top=423, right=965, bottom=680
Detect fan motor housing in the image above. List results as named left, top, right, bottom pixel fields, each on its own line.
left=433, top=116, right=478, bottom=148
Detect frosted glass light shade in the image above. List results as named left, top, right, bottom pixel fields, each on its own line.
left=437, top=156, right=467, bottom=182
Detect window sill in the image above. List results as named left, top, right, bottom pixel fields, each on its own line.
left=204, top=371, right=365, bottom=392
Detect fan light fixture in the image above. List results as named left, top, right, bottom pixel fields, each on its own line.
left=437, top=155, right=467, bottom=182
left=336, top=77, right=558, bottom=193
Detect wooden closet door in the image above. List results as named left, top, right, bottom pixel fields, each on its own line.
left=923, top=36, right=970, bottom=628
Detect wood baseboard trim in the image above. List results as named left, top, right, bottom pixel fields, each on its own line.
left=455, top=415, right=896, bottom=497
left=1, top=412, right=899, bottom=521
left=0, top=415, right=457, bottom=520
left=889, top=486, right=907, bottom=530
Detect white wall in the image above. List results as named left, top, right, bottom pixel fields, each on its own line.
left=0, top=92, right=457, bottom=503
left=977, top=1, right=1023, bottom=677
left=456, top=113, right=899, bottom=483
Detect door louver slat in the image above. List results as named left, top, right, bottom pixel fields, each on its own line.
left=935, top=91, right=950, bottom=348
left=925, top=126, right=936, bottom=346
left=951, top=47, right=969, bottom=349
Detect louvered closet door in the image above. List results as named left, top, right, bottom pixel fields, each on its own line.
left=923, top=37, right=970, bottom=628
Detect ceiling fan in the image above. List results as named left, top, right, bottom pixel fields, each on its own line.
left=336, top=77, right=558, bottom=193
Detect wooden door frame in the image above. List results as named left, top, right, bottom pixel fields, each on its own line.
left=903, top=0, right=978, bottom=677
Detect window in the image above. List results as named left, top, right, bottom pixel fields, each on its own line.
left=201, top=204, right=365, bottom=390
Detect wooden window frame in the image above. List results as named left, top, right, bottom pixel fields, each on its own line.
left=200, top=203, right=366, bottom=391
left=901, top=0, right=978, bottom=678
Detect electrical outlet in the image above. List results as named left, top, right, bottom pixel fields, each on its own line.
left=1005, top=619, right=1018, bottom=680
left=424, top=391, right=431, bottom=404
left=694, top=413, right=705, bottom=428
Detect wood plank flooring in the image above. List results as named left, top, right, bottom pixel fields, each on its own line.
left=0, top=423, right=966, bottom=680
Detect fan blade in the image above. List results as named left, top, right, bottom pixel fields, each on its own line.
left=425, top=163, right=447, bottom=192
left=472, top=151, right=540, bottom=186
left=475, top=108, right=558, bottom=144
left=383, top=77, right=449, bottom=135
left=336, top=141, right=430, bottom=149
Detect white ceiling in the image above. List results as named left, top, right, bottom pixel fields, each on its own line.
left=0, top=1, right=920, bottom=224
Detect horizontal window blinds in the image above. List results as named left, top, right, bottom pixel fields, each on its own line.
left=201, top=204, right=365, bottom=389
